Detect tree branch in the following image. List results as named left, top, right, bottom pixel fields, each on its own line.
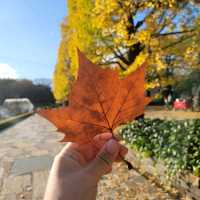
left=100, top=60, right=127, bottom=71
left=154, top=29, right=195, bottom=37
left=162, top=34, right=196, bottom=50
left=113, top=50, right=130, bottom=65
left=136, top=7, right=156, bottom=30
left=158, top=10, right=167, bottom=26
left=102, top=41, right=130, bottom=65
left=156, top=2, right=188, bottom=35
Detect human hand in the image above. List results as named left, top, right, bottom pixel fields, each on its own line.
left=43, top=132, right=128, bottom=200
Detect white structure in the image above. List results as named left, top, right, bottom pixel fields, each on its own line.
left=2, top=98, right=34, bottom=116
left=0, top=106, right=10, bottom=119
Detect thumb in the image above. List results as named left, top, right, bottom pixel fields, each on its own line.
left=86, top=139, right=120, bottom=180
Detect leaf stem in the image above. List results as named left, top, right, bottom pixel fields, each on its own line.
left=111, top=133, right=133, bottom=170
left=122, top=157, right=134, bottom=170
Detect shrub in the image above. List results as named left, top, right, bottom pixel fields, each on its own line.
left=119, top=118, right=200, bottom=177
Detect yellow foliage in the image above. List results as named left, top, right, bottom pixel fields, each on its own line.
left=53, top=0, right=200, bottom=101
left=121, top=51, right=148, bottom=76
left=146, top=81, right=160, bottom=90
left=155, top=53, right=166, bottom=71
left=53, top=66, right=69, bottom=102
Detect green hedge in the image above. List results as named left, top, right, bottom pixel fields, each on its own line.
left=119, top=118, right=200, bottom=177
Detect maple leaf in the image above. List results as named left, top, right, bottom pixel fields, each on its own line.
left=38, top=50, right=150, bottom=144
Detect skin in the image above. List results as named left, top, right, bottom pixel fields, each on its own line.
left=44, top=132, right=128, bottom=200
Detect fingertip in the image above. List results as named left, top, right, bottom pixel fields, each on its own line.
left=105, top=139, right=120, bottom=155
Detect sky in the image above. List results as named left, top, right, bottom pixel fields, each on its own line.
left=0, top=0, right=67, bottom=80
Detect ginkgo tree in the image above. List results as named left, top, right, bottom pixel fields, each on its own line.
left=53, top=0, right=200, bottom=102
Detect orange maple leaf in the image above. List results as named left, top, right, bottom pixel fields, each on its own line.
left=38, top=50, right=150, bottom=144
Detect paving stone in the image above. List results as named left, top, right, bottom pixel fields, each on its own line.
left=140, top=157, right=155, bottom=174
left=190, top=187, right=200, bottom=199
left=1, top=175, right=31, bottom=195
left=32, top=170, right=49, bottom=200
left=155, top=161, right=166, bottom=175
left=30, top=149, right=49, bottom=156
left=2, top=161, right=13, bottom=177
left=0, top=194, right=17, bottom=200
left=13, top=141, right=31, bottom=149
left=0, top=167, right=4, bottom=180
left=0, top=167, right=4, bottom=191
left=132, top=174, right=147, bottom=184
left=11, top=155, right=53, bottom=175
left=6, top=148, right=24, bottom=158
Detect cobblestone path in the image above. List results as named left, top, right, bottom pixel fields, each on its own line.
left=0, top=114, right=185, bottom=200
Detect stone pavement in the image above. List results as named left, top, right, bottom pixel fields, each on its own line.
left=0, top=114, right=181, bottom=200
left=0, top=114, right=63, bottom=200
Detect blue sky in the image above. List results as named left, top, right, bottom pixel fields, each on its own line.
left=0, top=0, right=67, bottom=80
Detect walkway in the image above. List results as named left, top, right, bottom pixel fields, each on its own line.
left=0, top=113, right=193, bottom=200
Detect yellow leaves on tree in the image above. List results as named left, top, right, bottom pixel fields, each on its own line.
left=53, top=67, right=69, bottom=102
left=53, top=0, right=97, bottom=101
left=121, top=51, right=148, bottom=77
left=53, top=0, right=200, bottom=101
left=53, top=39, right=69, bottom=102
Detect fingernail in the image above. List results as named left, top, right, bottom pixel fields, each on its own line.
left=106, top=139, right=118, bottom=155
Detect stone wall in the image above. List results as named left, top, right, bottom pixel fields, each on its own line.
left=127, top=149, right=200, bottom=200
